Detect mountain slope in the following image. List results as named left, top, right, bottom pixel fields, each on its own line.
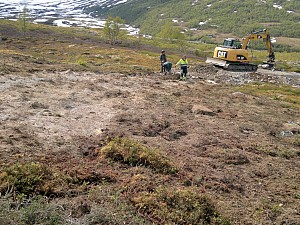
left=87, top=0, right=300, bottom=38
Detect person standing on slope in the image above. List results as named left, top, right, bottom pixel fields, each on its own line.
left=175, top=55, right=188, bottom=81
left=160, top=50, right=167, bottom=73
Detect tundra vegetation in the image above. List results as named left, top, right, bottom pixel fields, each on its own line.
left=0, top=19, right=299, bottom=224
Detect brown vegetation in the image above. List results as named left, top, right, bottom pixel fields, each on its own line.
left=0, top=21, right=299, bottom=224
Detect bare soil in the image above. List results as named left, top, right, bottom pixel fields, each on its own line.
left=0, top=29, right=299, bottom=224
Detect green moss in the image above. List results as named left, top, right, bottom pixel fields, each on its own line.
left=99, top=137, right=178, bottom=174
left=131, top=187, right=231, bottom=225
left=0, top=163, right=53, bottom=195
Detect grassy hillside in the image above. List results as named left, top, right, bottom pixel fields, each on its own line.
left=87, top=0, right=300, bottom=38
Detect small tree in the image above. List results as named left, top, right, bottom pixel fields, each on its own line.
left=158, top=22, right=187, bottom=52
left=157, top=22, right=185, bottom=40
left=103, top=16, right=126, bottom=45
left=18, top=7, right=30, bottom=35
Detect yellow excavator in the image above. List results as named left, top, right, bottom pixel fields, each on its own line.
left=206, top=29, right=275, bottom=71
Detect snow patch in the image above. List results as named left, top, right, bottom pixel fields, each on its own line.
left=33, top=18, right=49, bottom=23
left=273, top=4, right=282, bottom=10
left=0, top=0, right=139, bottom=35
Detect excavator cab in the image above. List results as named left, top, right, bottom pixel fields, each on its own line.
left=222, top=38, right=242, bottom=49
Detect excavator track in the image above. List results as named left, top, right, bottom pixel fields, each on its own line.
left=224, top=62, right=258, bottom=72
left=206, top=58, right=258, bottom=72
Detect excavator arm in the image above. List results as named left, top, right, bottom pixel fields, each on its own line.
left=241, top=29, right=275, bottom=63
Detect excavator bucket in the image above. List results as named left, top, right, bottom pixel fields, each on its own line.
left=205, top=57, right=227, bottom=67
left=260, top=62, right=275, bottom=70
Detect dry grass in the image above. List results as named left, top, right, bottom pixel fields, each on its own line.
left=236, top=83, right=300, bottom=108
left=275, top=37, right=300, bottom=48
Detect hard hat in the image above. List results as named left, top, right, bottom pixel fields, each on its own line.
left=161, top=50, right=165, bottom=53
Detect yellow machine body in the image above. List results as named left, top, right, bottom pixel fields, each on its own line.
left=206, top=29, right=275, bottom=71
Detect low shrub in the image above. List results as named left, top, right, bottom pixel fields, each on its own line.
left=85, top=203, right=150, bottom=225
left=17, top=196, right=64, bottom=225
left=131, top=187, right=230, bottom=225
left=0, top=162, right=53, bottom=195
left=99, top=137, right=178, bottom=174
left=0, top=195, right=65, bottom=225
left=0, top=197, right=17, bottom=224
left=86, top=184, right=152, bottom=224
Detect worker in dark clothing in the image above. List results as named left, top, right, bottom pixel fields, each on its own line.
left=160, top=50, right=167, bottom=73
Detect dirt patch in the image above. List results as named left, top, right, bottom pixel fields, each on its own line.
left=1, top=66, right=299, bottom=223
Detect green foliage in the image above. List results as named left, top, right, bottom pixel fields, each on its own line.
left=0, top=195, right=65, bottom=225
left=88, top=0, right=164, bottom=24
left=87, top=187, right=151, bottom=225
left=247, top=40, right=300, bottom=53
left=99, top=137, right=178, bottom=174
left=89, top=0, right=300, bottom=38
left=195, top=49, right=211, bottom=58
left=85, top=206, right=150, bottom=225
left=103, top=16, right=126, bottom=45
left=235, top=83, right=300, bottom=108
left=156, top=22, right=187, bottom=52
left=76, top=56, right=88, bottom=67
left=157, top=22, right=185, bottom=40
left=0, top=163, right=53, bottom=195
left=67, top=53, right=89, bottom=67
left=18, top=7, right=30, bottom=35
left=0, top=197, right=17, bottom=224
left=269, top=21, right=300, bottom=38
left=273, top=44, right=300, bottom=53
left=131, top=187, right=231, bottom=225
left=17, top=196, right=64, bottom=225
